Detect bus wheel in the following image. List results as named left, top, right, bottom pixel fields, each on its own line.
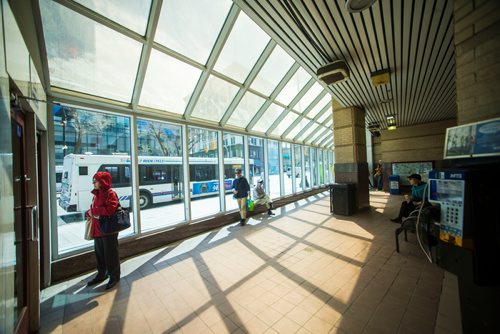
left=139, top=191, right=152, bottom=210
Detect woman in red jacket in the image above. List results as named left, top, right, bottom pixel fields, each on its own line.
left=86, top=171, right=121, bottom=290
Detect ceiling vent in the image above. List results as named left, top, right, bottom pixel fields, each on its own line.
left=317, top=60, right=349, bottom=85
left=345, top=0, right=377, bottom=13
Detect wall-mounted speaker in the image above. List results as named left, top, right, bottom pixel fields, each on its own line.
left=317, top=60, right=349, bottom=85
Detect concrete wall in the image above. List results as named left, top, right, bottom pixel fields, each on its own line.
left=454, top=0, right=500, bottom=124
left=374, top=119, right=456, bottom=163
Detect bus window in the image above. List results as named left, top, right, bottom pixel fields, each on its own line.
left=140, top=165, right=169, bottom=185
left=98, top=165, right=131, bottom=187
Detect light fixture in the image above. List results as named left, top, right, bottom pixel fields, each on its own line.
left=346, top=0, right=377, bottom=13
left=370, top=69, right=391, bottom=86
left=367, top=122, right=381, bottom=137
left=317, top=60, right=349, bottom=85
left=386, top=116, right=397, bottom=130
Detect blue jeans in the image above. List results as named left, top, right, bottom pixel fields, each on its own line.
left=377, top=175, right=383, bottom=190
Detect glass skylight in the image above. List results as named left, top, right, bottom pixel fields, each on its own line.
left=251, top=103, right=284, bottom=133
left=41, top=0, right=142, bottom=102
left=227, top=92, right=266, bottom=128
left=250, top=45, right=295, bottom=96
left=293, top=83, right=324, bottom=114
left=140, top=49, right=202, bottom=114
left=155, top=0, right=231, bottom=64
left=214, top=12, right=270, bottom=83
left=285, top=118, right=310, bottom=140
left=271, top=112, right=298, bottom=136
left=74, top=0, right=151, bottom=35
left=275, top=67, right=311, bottom=106
left=191, top=75, right=239, bottom=122
left=307, top=94, right=331, bottom=119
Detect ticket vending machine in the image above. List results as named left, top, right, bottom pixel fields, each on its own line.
left=428, top=167, right=500, bottom=333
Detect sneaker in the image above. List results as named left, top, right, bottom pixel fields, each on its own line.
left=87, top=275, right=108, bottom=287
left=390, top=218, right=402, bottom=223
left=268, top=210, right=275, bottom=216
left=105, top=278, right=120, bottom=290
left=240, top=219, right=246, bottom=226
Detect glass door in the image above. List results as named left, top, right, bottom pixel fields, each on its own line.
left=11, top=108, right=40, bottom=333
left=11, top=110, right=29, bottom=333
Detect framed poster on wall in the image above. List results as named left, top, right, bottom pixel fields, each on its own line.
left=444, top=123, right=476, bottom=159
left=443, top=117, right=500, bottom=159
left=391, top=161, right=433, bottom=186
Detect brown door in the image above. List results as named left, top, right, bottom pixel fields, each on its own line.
left=12, top=108, right=40, bottom=333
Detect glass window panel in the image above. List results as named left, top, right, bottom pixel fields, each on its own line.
left=324, top=149, right=330, bottom=184
left=282, top=143, right=292, bottom=195
left=304, top=147, right=311, bottom=189
left=298, top=123, right=320, bottom=142
left=271, top=112, right=298, bottom=137
left=312, top=148, right=318, bottom=186
left=317, top=108, right=332, bottom=124
left=227, top=92, right=266, bottom=128
left=325, top=118, right=333, bottom=127
left=140, top=49, right=201, bottom=114
left=188, top=127, right=220, bottom=220
left=252, top=103, right=284, bottom=133
left=319, top=150, right=325, bottom=184
left=155, top=0, right=231, bottom=64
left=214, top=12, right=269, bottom=83
left=275, top=67, right=310, bottom=106
left=293, top=83, right=324, bottom=114
left=308, top=95, right=331, bottom=119
left=191, top=76, right=239, bottom=122
left=136, top=119, right=184, bottom=231
left=251, top=45, right=294, bottom=96
left=74, top=0, right=151, bottom=35
left=285, top=118, right=310, bottom=140
left=54, top=105, right=133, bottom=254
left=40, top=0, right=142, bottom=102
left=248, top=136, right=264, bottom=187
left=267, top=140, right=281, bottom=199
left=294, top=145, right=303, bottom=192
left=223, top=133, right=245, bottom=212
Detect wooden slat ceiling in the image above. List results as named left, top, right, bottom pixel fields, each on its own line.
left=234, top=0, right=456, bottom=130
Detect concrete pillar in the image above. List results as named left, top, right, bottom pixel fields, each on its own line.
left=333, top=106, right=370, bottom=211
left=454, top=0, right=500, bottom=124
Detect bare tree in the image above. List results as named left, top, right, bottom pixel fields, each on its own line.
left=65, top=107, right=113, bottom=154
left=147, top=122, right=170, bottom=156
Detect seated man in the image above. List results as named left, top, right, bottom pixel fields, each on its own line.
left=391, top=173, right=427, bottom=223
left=253, top=178, right=275, bottom=216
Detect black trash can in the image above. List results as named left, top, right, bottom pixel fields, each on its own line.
left=330, top=183, right=357, bottom=215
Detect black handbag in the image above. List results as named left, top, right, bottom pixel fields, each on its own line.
left=99, top=206, right=131, bottom=234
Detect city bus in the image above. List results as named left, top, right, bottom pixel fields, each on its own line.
left=58, top=153, right=243, bottom=212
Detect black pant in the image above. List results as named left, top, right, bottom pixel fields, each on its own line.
left=94, top=233, right=120, bottom=280
left=397, top=201, right=416, bottom=220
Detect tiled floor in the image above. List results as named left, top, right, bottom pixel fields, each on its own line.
left=40, top=191, right=458, bottom=333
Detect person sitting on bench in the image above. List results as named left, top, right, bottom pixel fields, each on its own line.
left=391, top=173, right=427, bottom=223
left=253, top=178, right=275, bottom=216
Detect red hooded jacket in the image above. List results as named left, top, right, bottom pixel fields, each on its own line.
left=87, top=171, right=119, bottom=237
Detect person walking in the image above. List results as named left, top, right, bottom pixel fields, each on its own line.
left=232, top=168, right=250, bottom=226
left=86, top=171, right=121, bottom=290
left=253, top=178, right=275, bottom=216
left=374, top=160, right=383, bottom=191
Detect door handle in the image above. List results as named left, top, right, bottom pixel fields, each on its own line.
left=27, top=205, right=38, bottom=242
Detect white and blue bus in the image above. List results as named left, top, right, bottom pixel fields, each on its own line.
left=58, top=153, right=242, bottom=212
